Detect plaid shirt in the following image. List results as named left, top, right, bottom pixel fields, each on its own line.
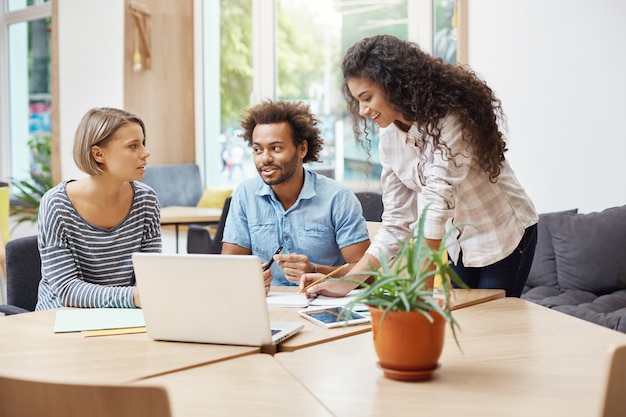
left=366, top=116, right=538, bottom=267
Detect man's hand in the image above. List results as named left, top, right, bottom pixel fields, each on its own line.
left=274, top=253, right=316, bottom=284
left=261, top=263, right=273, bottom=295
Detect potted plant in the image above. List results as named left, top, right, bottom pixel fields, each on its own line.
left=10, top=133, right=53, bottom=226
left=339, top=204, right=471, bottom=382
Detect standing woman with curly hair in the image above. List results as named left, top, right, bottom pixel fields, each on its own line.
left=300, top=34, right=538, bottom=298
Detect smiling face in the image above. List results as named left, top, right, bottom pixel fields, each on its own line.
left=252, top=122, right=307, bottom=186
left=347, top=77, right=411, bottom=129
left=92, top=122, right=150, bottom=181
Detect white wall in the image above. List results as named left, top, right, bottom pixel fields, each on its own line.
left=467, top=0, right=626, bottom=214
left=58, top=0, right=125, bottom=181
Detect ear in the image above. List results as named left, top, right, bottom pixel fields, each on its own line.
left=298, top=140, right=308, bottom=160
left=91, top=146, right=104, bottom=164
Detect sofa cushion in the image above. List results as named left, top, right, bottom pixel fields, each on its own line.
left=196, top=187, right=232, bottom=209
left=551, top=205, right=626, bottom=294
left=525, top=209, right=577, bottom=289
left=522, top=288, right=626, bottom=332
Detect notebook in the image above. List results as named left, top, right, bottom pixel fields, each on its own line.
left=132, top=252, right=303, bottom=347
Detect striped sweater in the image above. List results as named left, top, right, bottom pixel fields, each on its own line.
left=35, top=180, right=161, bottom=310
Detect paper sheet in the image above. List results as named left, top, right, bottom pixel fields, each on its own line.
left=54, top=308, right=145, bottom=333
left=266, top=292, right=309, bottom=308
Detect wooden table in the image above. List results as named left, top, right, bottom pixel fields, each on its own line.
left=0, top=310, right=259, bottom=383
left=160, top=206, right=222, bottom=252
left=274, top=297, right=626, bottom=417
left=268, top=288, right=504, bottom=352
left=134, top=354, right=332, bottom=417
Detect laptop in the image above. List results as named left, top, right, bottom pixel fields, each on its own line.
left=132, top=252, right=303, bottom=347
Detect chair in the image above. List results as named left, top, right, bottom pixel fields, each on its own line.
left=0, top=374, right=171, bottom=417
left=0, top=235, right=41, bottom=315
left=187, top=196, right=232, bottom=254
left=141, top=163, right=203, bottom=207
left=355, top=191, right=384, bottom=222
left=0, top=181, right=9, bottom=279
left=600, top=344, right=626, bottom=417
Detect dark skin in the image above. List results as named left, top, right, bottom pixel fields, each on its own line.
left=222, top=122, right=370, bottom=291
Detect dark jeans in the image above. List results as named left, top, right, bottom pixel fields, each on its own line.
left=450, top=224, right=537, bottom=297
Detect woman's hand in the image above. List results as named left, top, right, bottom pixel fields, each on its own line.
left=132, top=288, right=141, bottom=307
left=298, top=272, right=358, bottom=298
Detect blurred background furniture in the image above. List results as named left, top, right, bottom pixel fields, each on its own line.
left=522, top=206, right=626, bottom=333
left=0, top=181, right=9, bottom=280
left=141, top=163, right=203, bottom=208
left=354, top=191, right=383, bottom=222
left=0, top=235, right=41, bottom=315
left=187, top=196, right=232, bottom=254
left=0, top=374, right=171, bottom=417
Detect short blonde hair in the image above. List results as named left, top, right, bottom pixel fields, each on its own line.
left=73, top=107, right=146, bottom=176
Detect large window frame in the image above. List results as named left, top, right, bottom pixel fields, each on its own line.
left=0, top=0, right=52, bottom=184
left=195, top=0, right=434, bottom=188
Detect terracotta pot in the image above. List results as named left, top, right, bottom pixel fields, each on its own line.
left=368, top=305, right=445, bottom=381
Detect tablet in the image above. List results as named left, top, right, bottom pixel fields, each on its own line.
left=298, top=306, right=371, bottom=328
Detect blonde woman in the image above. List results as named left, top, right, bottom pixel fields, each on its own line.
left=36, top=107, right=161, bottom=310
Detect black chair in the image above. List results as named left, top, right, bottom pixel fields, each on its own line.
left=187, top=196, right=232, bottom=254
left=355, top=191, right=384, bottom=222
left=0, top=235, right=41, bottom=315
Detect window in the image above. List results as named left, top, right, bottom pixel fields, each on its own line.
left=0, top=0, right=52, bottom=187
left=199, top=0, right=430, bottom=188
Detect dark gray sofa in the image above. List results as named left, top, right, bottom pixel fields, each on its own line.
left=522, top=205, right=626, bottom=333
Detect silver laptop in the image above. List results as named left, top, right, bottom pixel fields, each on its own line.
left=132, top=253, right=303, bottom=347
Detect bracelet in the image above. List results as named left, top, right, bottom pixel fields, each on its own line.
left=313, top=263, right=318, bottom=273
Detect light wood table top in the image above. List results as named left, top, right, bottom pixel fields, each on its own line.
left=134, top=354, right=332, bottom=417
left=275, top=297, right=626, bottom=417
left=160, top=206, right=221, bottom=225
left=0, top=309, right=259, bottom=384
left=271, top=288, right=504, bottom=352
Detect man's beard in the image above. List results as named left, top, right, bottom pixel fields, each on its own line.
left=258, top=153, right=299, bottom=186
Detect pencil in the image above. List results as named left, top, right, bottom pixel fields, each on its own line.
left=299, top=263, right=350, bottom=293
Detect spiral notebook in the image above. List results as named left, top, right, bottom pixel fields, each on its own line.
left=132, top=253, right=303, bottom=347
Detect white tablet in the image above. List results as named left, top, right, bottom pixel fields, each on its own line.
left=298, top=306, right=371, bottom=328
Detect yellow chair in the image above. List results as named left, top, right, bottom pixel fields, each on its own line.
left=0, top=182, right=9, bottom=279
left=0, top=374, right=172, bottom=417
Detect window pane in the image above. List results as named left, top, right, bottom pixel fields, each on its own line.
left=276, top=0, right=408, bottom=181
left=8, top=17, right=51, bottom=183
left=214, top=0, right=256, bottom=187
left=433, top=0, right=458, bottom=64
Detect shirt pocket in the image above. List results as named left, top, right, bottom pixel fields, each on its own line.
left=250, top=222, right=280, bottom=261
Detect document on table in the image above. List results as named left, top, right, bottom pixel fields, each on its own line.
left=266, top=290, right=369, bottom=312
left=266, top=292, right=309, bottom=308
left=54, top=308, right=146, bottom=333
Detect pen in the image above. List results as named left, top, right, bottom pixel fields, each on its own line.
left=299, top=263, right=350, bottom=293
left=263, top=245, right=283, bottom=271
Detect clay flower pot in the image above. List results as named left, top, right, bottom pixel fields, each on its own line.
left=368, top=305, right=445, bottom=381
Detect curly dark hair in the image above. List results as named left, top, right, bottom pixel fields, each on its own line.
left=238, top=99, right=323, bottom=164
left=342, top=34, right=507, bottom=182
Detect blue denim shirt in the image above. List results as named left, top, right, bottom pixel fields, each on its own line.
left=223, top=169, right=370, bottom=286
